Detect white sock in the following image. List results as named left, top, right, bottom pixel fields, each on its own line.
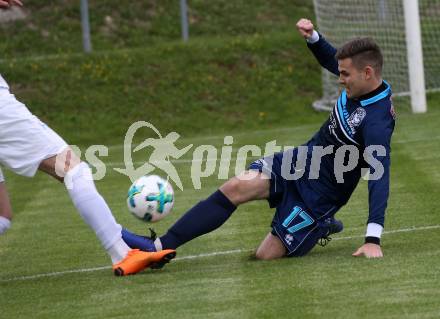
left=154, top=238, right=163, bottom=251
left=0, top=216, right=11, bottom=235
left=64, top=162, right=130, bottom=263
left=107, top=237, right=131, bottom=264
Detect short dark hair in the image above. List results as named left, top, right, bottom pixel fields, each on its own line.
left=335, top=37, right=383, bottom=75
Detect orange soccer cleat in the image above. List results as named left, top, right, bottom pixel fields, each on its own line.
left=113, top=249, right=176, bottom=276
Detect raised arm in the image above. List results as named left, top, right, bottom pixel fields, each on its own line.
left=296, top=18, right=340, bottom=76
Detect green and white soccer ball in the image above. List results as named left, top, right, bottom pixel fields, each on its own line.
left=127, top=175, right=174, bottom=222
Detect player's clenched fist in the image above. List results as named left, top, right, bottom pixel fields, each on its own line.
left=296, top=18, right=315, bottom=39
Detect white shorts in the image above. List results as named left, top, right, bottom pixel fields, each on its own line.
left=0, top=88, right=68, bottom=179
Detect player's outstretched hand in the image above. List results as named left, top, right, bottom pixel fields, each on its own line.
left=296, top=18, right=314, bottom=39
left=0, top=0, right=23, bottom=9
left=352, top=243, right=383, bottom=258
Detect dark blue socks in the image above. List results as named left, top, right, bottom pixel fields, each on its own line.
left=160, top=190, right=237, bottom=249
left=121, top=228, right=157, bottom=252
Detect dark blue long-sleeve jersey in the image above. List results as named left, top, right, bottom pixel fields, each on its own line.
left=303, top=34, right=395, bottom=227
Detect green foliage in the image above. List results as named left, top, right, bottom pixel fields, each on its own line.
left=0, top=1, right=319, bottom=145
left=0, top=0, right=313, bottom=58
left=1, top=33, right=324, bottom=145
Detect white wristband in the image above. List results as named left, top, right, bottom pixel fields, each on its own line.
left=306, top=30, right=320, bottom=44
left=0, top=216, right=11, bottom=234
left=366, top=223, right=383, bottom=238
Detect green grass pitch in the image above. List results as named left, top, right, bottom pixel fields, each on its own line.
left=1, top=1, right=440, bottom=317
left=1, top=108, right=440, bottom=318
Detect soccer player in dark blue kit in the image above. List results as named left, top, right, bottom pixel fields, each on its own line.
left=122, top=18, right=395, bottom=262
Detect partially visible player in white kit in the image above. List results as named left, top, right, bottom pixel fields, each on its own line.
left=0, top=0, right=176, bottom=276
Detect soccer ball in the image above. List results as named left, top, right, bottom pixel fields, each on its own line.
left=127, top=175, right=174, bottom=222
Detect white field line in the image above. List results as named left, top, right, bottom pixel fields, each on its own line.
left=106, top=126, right=318, bottom=151
left=176, top=248, right=245, bottom=261
left=332, top=224, right=440, bottom=241
left=1, top=224, right=439, bottom=283
left=0, top=266, right=112, bottom=283
left=105, top=131, right=440, bottom=152
left=104, top=156, right=259, bottom=167
left=95, top=134, right=440, bottom=162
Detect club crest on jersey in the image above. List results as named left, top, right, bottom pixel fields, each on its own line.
left=347, top=107, right=366, bottom=134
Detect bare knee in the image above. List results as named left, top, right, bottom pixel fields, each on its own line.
left=255, top=233, right=286, bottom=260
left=39, top=147, right=81, bottom=182
left=255, top=250, right=277, bottom=261
left=219, top=177, right=243, bottom=204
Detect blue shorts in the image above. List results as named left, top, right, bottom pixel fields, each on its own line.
left=249, top=149, right=340, bottom=257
